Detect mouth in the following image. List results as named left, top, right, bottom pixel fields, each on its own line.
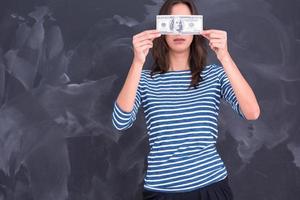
left=173, top=38, right=186, bottom=42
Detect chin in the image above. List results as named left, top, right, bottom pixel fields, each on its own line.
left=169, top=46, right=190, bottom=53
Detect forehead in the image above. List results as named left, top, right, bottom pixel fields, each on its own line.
left=170, top=3, right=192, bottom=15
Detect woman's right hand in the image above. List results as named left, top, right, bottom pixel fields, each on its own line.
left=132, top=29, right=161, bottom=65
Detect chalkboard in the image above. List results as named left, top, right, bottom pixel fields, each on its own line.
left=0, top=0, right=299, bottom=199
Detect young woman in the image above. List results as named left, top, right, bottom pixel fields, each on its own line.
left=112, top=0, right=260, bottom=199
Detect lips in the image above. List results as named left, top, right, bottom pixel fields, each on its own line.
left=173, top=38, right=185, bottom=42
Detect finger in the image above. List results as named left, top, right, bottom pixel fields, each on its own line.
left=210, top=39, right=224, bottom=43
left=134, top=30, right=161, bottom=39
left=134, top=32, right=161, bottom=42
left=209, top=44, right=218, bottom=51
left=135, top=40, right=153, bottom=48
left=135, top=37, right=155, bottom=44
left=201, top=33, right=210, bottom=40
left=201, top=29, right=225, bottom=34
left=201, top=31, right=226, bottom=40
left=209, top=41, right=222, bottom=45
left=140, top=44, right=153, bottom=51
left=206, top=32, right=224, bottom=39
left=209, top=42, right=223, bottom=48
left=142, top=43, right=153, bottom=48
left=201, top=32, right=217, bottom=39
left=134, top=29, right=159, bottom=37
left=146, top=29, right=161, bottom=34
left=201, top=30, right=213, bottom=36
left=215, top=43, right=224, bottom=48
left=138, top=40, right=154, bottom=47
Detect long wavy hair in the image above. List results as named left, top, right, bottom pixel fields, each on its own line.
left=150, top=0, right=208, bottom=89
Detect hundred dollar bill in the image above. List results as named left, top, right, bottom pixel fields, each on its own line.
left=156, top=15, right=203, bottom=35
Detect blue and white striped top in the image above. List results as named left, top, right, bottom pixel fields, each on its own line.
left=112, top=63, right=245, bottom=193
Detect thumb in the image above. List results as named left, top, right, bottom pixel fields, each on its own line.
left=200, top=32, right=209, bottom=40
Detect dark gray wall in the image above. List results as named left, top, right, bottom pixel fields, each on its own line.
left=0, top=0, right=299, bottom=199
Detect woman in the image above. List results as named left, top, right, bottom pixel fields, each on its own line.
left=112, top=0, right=260, bottom=199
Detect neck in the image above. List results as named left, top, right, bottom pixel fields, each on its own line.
left=168, top=49, right=190, bottom=71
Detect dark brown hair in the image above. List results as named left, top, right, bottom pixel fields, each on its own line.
left=150, top=0, right=208, bottom=89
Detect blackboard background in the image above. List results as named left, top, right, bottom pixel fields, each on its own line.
left=0, top=0, right=299, bottom=199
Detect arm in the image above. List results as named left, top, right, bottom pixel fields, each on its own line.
left=201, top=29, right=260, bottom=120
left=219, top=54, right=260, bottom=120
left=112, top=61, right=144, bottom=131
left=112, top=29, right=160, bottom=131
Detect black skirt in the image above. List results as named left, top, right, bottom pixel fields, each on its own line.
left=142, top=177, right=234, bottom=200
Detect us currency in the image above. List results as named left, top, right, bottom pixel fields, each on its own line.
left=156, top=15, right=203, bottom=35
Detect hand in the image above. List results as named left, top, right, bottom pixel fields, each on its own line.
left=132, top=29, right=161, bottom=65
left=200, top=29, right=230, bottom=61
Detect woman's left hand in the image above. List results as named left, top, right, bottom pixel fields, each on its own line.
left=200, top=29, right=230, bottom=61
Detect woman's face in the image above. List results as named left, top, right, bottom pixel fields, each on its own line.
left=165, top=3, right=193, bottom=53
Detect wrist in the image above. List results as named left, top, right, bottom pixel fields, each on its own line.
left=218, top=52, right=232, bottom=63
left=132, top=59, right=144, bottom=68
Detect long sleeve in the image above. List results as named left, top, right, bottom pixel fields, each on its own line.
left=111, top=72, right=144, bottom=131
left=215, top=64, right=246, bottom=119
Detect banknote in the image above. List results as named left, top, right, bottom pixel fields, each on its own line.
left=156, top=15, right=203, bottom=35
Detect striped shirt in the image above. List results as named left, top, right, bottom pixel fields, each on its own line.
left=112, top=63, right=245, bottom=193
